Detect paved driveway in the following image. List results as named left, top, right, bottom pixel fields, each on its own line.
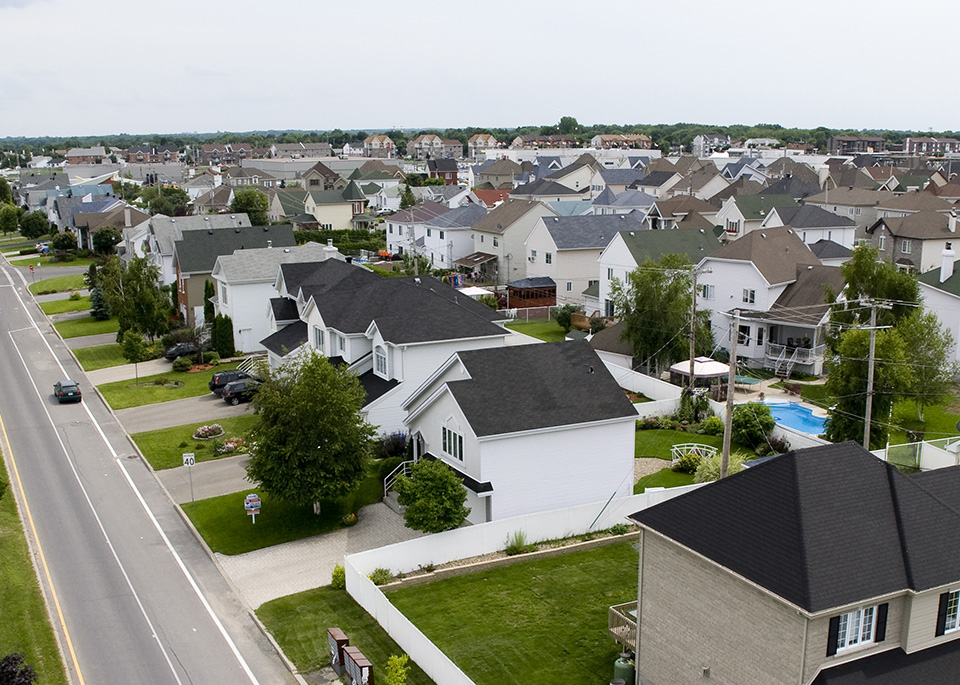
left=116, top=395, right=255, bottom=433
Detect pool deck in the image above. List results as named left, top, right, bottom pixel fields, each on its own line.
left=733, top=376, right=829, bottom=418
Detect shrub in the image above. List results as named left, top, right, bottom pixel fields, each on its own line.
left=19, top=247, right=38, bottom=255
left=68, top=290, right=82, bottom=301
left=504, top=530, right=535, bottom=556
left=377, top=432, right=408, bottom=459
left=702, top=416, right=724, bottom=436
left=551, top=304, right=581, bottom=333
left=609, top=523, right=629, bottom=536
left=731, top=402, right=776, bottom=450
left=672, top=450, right=702, bottom=474
left=756, top=434, right=790, bottom=457
left=368, top=567, right=394, bottom=585
left=204, top=352, right=221, bottom=366
left=193, top=424, right=224, bottom=439
left=172, top=357, right=192, bottom=372
left=382, top=654, right=411, bottom=685
left=589, top=316, right=607, bottom=335
left=154, top=375, right=169, bottom=385
left=331, top=564, right=346, bottom=590
left=379, top=456, right=405, bottom=482
left=637, top=416, right=660, bottom=430
left=694, top=452, right=747, bottom=483
left=417, top=563, right=435, bottom=574
left=217, top=437, right=246, bottom=455
left=341, top=513, right=358, bottom=527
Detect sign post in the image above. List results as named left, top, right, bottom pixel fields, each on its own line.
left=29, top=264, right=34, bottom=282
left=182, top=453, right=195, bottom=503
left=244, top=493, right=261, bottom=524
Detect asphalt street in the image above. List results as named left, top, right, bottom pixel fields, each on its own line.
left=0, top=264, right=296, bottom=684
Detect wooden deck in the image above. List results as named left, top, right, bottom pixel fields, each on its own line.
left=608, top=601, right=637, bottom=652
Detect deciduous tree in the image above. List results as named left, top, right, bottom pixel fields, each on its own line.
left=0, top=177, right=13, bottom=205
left=229, top=187, right=269, bottom=225
left=97, top=256, right=170, bottom=341
left=18, top=211, right=49, bottom=239
left=0, top=204, right=19, bottom=234
left=121, top=330, right=148, bottom=386
left=394, top=459, right=470, bottom=533
left=0, top=653, right=37, bottom=684
left=92, top=226, right=122, bottom=254
left=897, top=309, right=957, bottom=421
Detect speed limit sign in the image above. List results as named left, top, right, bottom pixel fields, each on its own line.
left=182, top=453, right=195, bottom=467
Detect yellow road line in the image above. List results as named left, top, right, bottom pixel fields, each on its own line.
left=0, top=409, right=85, bottom=685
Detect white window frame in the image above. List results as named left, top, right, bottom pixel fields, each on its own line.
left=545, top=252, right=553, bottom=264
left=493, top=237, right=498, bottom=247
left=836, top=606, right=877, bottom=653
left=945, top=590, right=960, bottom=633
left=220, top=283, right=228, bottom=306
left=607, top=268, right=614, bottom=279
left=374, top=346, right=387, bottom=376
left=530, top=249, right=537, bottom=262
left=700, top=284, right=715, bottom=300
left=442, top=422, right=464, bottom=461
left=313, top=326, right=324, bottom=351
left=878, top=235, right=886, bottom=251
left=743, top=289, right=756, bottom=304
left=901, top=239, right=912, bottom=255
left=566, top=281, right=572, bottom=291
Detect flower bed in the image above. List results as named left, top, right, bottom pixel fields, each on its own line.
left=216, top=436, right=246, bottom=455
left=193, top=424, right=224, bottom=440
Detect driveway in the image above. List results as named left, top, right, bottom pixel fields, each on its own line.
left=158, top=453, right=254, bottom=504
left=115, top=394, right=255, bottom=433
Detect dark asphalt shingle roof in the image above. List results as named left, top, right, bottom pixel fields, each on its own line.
left=813, top=638, right=960, bottom=685
left=774, top=204, right=857, bottom=229
left=631, top=171, right=677, bottom=188
left=631, top=441, right=960, bottom=613
left=543, top=214, right=643, bottom=250
left=175, top=225, right=296, bottom=274
left=809, top=239, right=853, bottom=260
left=511, top=178, right=586, bottom=197
left=260, top=321, right=307, bottom=356
left=448, top=341, right=637, bottom=437
left=270, top=297, right=300, bottom=322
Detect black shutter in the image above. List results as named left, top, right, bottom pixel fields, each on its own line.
left=827, top=616, right=841, bottom=656
left=875, top=603, right=889, bottom=642
left=936, top=592, right=950, bottom=637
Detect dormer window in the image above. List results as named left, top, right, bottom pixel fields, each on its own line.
left=375, top=346, right=387, bottom=376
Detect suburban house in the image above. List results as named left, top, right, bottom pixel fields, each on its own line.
left=918, top=247, right=960, bottom=363
left=510, top=134, right=576, bottom=149
left=173, top=224, right=296, bottom=326
left=420, top=204, right=487, bottom=270
left=66, top=146, right=105, bottom=164
left=223, top=166, right=279, bottom=188
left=804, top=188, right=897, bottom=233
left=875, top=192, right=955, bottom=220
left=866, top=211, right=959, bottom=273
left=591, top=188, right=656, bottom=216
left=541, top=154, right=604, bottom=197
left=590, top=134, right=652, bottom=149
left=763, top=172, right=823, bottom=201
left=624, top=441, right=960, bottom=685
left=426, top=159, right=459, bottom=185
left=199, top=143, right=251, bottom=166
left=72, top=204, right=149, bottom=251
left=183, top=171, right=221, bottom=200
left=273, top=182, right=368, bottom=230
left=589, top=321, right=634, bottom=369
left=691, top=134, right=730, bottom=157
left=261, top=259, right=511, bottom=433
left=715, top=194, right=798, bottom=239
left=401, top=341, right=638, bottom=524
left=193, top=185, right=234, bottom=215
left=385, top=201, right=450, bottom=256
left=524, top=214, right=642, bottom=306
left=211, top=241, right=340, bottom=352
left=363, top=135, right=395, bottom=158
left=598, top=227, right=723, bottom=318
left=598, top=169, right=649, bottom=195
left=465, top=199, right=557, bottom=285
left=666, top=165, right=730, bottom=201
left=695, top=226, right=837, bottom=376
left=760, top=204, right=859, bottom=248
left=409, top=134, right=444, bottom=161
left=301, top=161, right=345, bottom=190
left=628, top=171, right=683, bottom=198
left=643, top=195, right=719, bottom=231
left=809, top=240, right=853, bottom=267
left=509, top=178, right=590, bottom=203
left=272, top=142, right=332, bottom=158
left=467, top=133, right=498, bottom=159
left=126, top=145, right=178, bottom=163
left=475, top=159, right=522, bottom=189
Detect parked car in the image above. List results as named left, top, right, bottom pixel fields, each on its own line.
left=208, top=369, right=251, bottom=395
left=36, top=241, right=50, bottom=254
left=164, top=341, right=198, bottom=361
left=222, top=379, right=260, bottom=405
left=53, top=379, right=82, bottom=404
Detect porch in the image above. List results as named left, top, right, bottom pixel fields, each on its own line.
left=764, top=341, right=826, bottom=377
left=608, top=601, right=637, bottom=652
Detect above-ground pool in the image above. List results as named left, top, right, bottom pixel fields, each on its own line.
left=764, top=402, right=826, bottom=435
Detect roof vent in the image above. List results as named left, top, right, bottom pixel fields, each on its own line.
left=284, top=248, right=290, bottom=253
left=171, top=218, right=175, bottom=222
left=760, top=233, right=766, bottom=238
left=553, top=217, right=559, bottom=221
left=414, top=277, right=421, bottom=284
left=235, top=228, right=240, bottom=233
left=629, top=231, right=635, bottom=236
left=203, top=217, right=209, bottom=221
left=807, top=265, right=813, bottom=270
left=207, top=229, right=213, bottom=235
left=588, top=366, right=594, bottom=374
left=263, top=226, right=268, bottom=231
left=787, top=229, right=793, bottom=234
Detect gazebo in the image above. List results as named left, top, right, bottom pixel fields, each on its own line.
left=669, top=356, right=730, bottom=398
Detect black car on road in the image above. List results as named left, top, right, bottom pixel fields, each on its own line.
left=209, top=370, right=252, bottom=395
left=53, top=380, right=82, bottom=403
left=222, top=379, right=260, bottom=405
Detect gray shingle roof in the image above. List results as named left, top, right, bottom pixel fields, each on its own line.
left=424, top=203, right=487, bottom=230
left=151, top=214, right=252, bottom=256
left=511, top=179, right=586, bottom=197
left=631, top=171, right=677, bottom=188
left=270, top=297, right=299, bottom=322
left=599, top=168, right=648, bottom=185
left=175, top=225, right=296, bottom=274
left=706, top=226, right=819, bottom=284
left=809, top=239, right=852, bottom=261
left=214, top=242, right=331, bottom=282
left=542, top=214, right=644, bottom=250
left=260, top=321, right=307, bottom=356
left=773, top=205, right=857, bottom=229
left=448, top=341, right=637, bottom=437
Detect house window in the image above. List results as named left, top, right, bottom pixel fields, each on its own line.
left=743, top=289, right=756, bottom=304
left=313, top=326, right=324, bottom=351
left=607, top=268, right=614, bottom=279
left=856, top=208, right=862, bottom=216
left=878, top=235, right=886, bottom=251
left=757, top=327, right=764, bottom=347
left=834, top=606, right=877, bottom=653
left=375, top=346, right=387, bottom=376
left=339, top=335, right=345, bottom=352
left=439, top=231, right=444, bottom=240
left=738, top=324, right=751, bottom=345
left=566, top=282, right=572, bottom=291
left=726, top=219, right=740, bottom=234
left=700, top=284, right=715, bottom=300
left=902, top=240, right=912, bottom=255
left=530, top=250, right=537, bottom=262
left=220, top=284, right=228, bottom=306
left=388, top=225, right=393, bottom=234
left=545, top=252, right=553, bottom=264
left=493, top=237, right=499, bottom=247
left=480, top=235, right=484, bottom=243
left=427, top=229, right=432, bottom=237
left=605, top=299, right=614, bottom=317
left=442, top=424, right=463, bottom=461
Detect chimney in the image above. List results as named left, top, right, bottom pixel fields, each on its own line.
left=951, top=209, right=957, bottom=234
left=942, top=242, right=955, bottom=283
left=124, top=207, right=131, bottom=225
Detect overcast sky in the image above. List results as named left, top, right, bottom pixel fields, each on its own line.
left=2, top=0, right=956, bottom=139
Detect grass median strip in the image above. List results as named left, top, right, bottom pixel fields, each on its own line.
left=258, top=586, right=433, bottom=684
left=182, top=464, right=381, bottom=555
left=73, top=343, right=128, bottom=371
left=0, top=452, right=68, bottom=685
left=39, top=295, right=91, bottom=315
left=53, top=316, right=119, bottom=339
left=132, top=414, right=261, bottom=470
left=97, top=362, right=241, bottom=409
left=28, top=273, right=86, bottom=295
left=10, top=256, right=98, bottom=268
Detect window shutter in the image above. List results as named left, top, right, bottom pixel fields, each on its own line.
left=827, top=616, right=840, bottom=657
left=875, top=603, right=889, bottom=643
left=936, top=593, right=950, bottom=637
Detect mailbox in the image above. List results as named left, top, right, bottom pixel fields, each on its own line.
left=343, top=645, right=374, bottom=685
left=327, top=627, right=349, bottom=675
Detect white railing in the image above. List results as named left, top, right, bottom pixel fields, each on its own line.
left=383, top=459, right=413, bottom=499
left=765, top=343, right=826, bottom=363
left=237, top=353, right=267, bottom=376
left=670, top=443, right=718, bottom=468
left=874, top=438, right=960, bottom=471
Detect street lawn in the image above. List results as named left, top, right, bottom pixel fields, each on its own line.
left=182, top=464, right=382, bottom=555
left=0, top=454, right=68, bottom=685
left=28, top=273, right=86, bottom=295
left=53, top=316, right=119, bottom=339
left=258, top=587, right=433, bottom=684
left=132, top=414, right=261, bottom=470
left=634, top=428, right=724, bottom=460
left=386, top=540, right=639, bottom=685
left=73, top=343, right=127, bottom=371
left=634, top=467, right=696, bottom=493
left=40, top=295, right=91, bottom=314
left=504, top=319, right=566, bottom=342
left=10, top=256, right=98, bottom=268
left=97, top=361, right=241, bottom=409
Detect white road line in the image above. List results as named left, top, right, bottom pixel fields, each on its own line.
left=1, top=265, right=260, bottom=685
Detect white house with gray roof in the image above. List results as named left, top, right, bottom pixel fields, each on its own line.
left=421, top=204, right=487, bottom=269
left=525, top=214, right=643, bottom=306
left=760, top=204, right=859, bottom=248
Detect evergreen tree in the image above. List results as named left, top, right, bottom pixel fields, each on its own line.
left=89, top=286, right=111, bottom=320
left=203, top=280, right=215, bottom=325
left=399, top=185, right=416, bottom=210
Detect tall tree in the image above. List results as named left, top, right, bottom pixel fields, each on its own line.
left=0, top=177, right=13, bottom=205
left=92, top=226, right=122, bottom=254
left=394, top=459, right=470, bottom=533
left=0, top=204, right=18, bottom=234
left=97, top=256, right=170, bottom=341
left=399, top=185, right=416, bottom=210
left=203, top=279, right=215, bottom=325
left=896, top=308, right=957, bottom=421
left=245, top=350, right=373, bottom=513
left=18, top=211, right=49, bottom=239
left=140, top=186, right=190, bottom=216
left=0, top=653, right=37, bottom=684
left=610, top=254, right=713, bottom=376
left=230, top=187, right=269, bottom=225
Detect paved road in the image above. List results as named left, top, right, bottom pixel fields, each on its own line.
left=0, top=264, right=296, bottom=684
left=117, top=395, right=255, bottom=433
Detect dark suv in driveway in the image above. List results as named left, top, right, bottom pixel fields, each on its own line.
left=209, top=370, right=252, bottom=395
left=222, top=379, right=260, bottom=405
left=164, top=342, right=198, bottom=361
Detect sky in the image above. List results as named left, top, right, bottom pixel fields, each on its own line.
left=2, top=0, right=957, bottom=139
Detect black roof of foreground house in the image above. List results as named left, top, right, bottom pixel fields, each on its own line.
left=631, top=441, right=960, bottom=613
left=813, top=636, right=960, bottom=684
left=449, top=340, right=637, bottom=437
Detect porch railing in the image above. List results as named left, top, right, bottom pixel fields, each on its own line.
left=383, top=459, right=413, bottom=500
left=765, top=343, right=826, bottom=363
left=608, top=601, right=637, bottom=652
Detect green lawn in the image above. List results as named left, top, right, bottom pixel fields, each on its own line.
left=10, top=256, right=98, bottom=268
left=182, top=464, right=382, bottom=555
left=73, top=343, right=127, bottom=371
left=634, top=428, right=724, bottom=459
left=40, top=295, right=91, bottom=315
left=29, top=273, right=86, bottom=295
left=132, top=414, right=261, bottom=470
left=258, top=587, right=433, bottom=684
left=97, top=362, right=240, bottom=409
left=634, top=467, right=696, bottom=493
left=53, top=316, right=119, bottom=339
left=504, top=319, right=566, bottom=342
left=385, top=541, right=638, bottom=685
left=0, top=453, right=68, bottom=685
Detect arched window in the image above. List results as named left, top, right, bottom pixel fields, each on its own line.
left=375, top=346, right=387, bottom=376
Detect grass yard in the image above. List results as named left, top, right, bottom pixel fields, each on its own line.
left=258, top=587, right=433, bottom=684
left=0, top=454, right=68, bottom=685
left=504, top=319, right=567, bottom=342
left=10, top=256, right=98, bottom=269
left=72, top=343, right=127, bottom=371
left=634, top=467, right=695, bottom=493
left=28, top=273, right=86, bottom=295
left=132, top=414, right=261, bottom=470
left=183, top=464, right=382, bottom=555
left=97, top=361, right=240, bottom=409
left=53, top=316, right=119, bottom=339
left=386, top=540, right=639, bottom=685
left=39, top=295, right=91, bottom=315
left=634, top=428, right=724, bottom=460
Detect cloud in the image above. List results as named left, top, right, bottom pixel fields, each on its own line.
left=0, top=0, right=52, bottom=7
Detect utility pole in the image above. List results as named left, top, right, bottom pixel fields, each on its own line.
left=721, top=309, right=740, bottom=479
left=863, top=304, right=877, bottom=449
left=682, top=267, right=711, bottom=391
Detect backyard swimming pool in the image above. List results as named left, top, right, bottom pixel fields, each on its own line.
left=765, top=402, right=826, bottom=435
